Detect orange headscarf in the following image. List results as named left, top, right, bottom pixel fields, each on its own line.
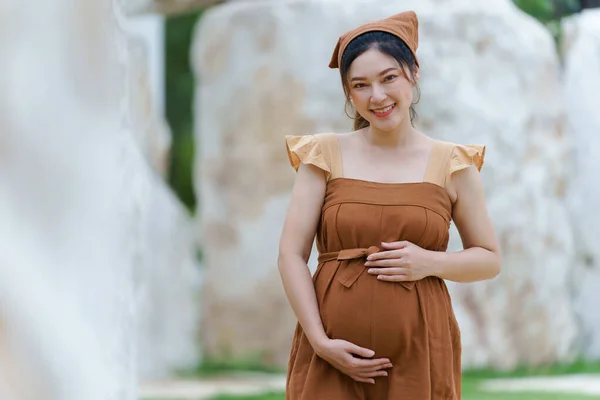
left=328, top=10, right=420, bottom=70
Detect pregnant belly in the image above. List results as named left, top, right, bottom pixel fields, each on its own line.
left=313, top=259, right=453, bottom=359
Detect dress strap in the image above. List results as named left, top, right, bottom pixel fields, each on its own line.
left=315, top=133, right=343, bottom=181
left=423, top=140, right=455, bottom=187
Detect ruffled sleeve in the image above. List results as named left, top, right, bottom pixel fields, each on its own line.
left=449, top=144, right=486, bottom=175
left=285, top=134, right=331, bottom=175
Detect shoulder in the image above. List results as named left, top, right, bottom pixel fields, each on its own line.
left=432, top=139, right=486, bottom=174
left=433, top=139, right=486, bottom=203
left=451, top=142, right=485, bottom=173
left=284, top=132, right=339, bottom=176
left=285, top=132, right=338, bottom=148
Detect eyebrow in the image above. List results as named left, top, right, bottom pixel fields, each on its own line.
left=350, top=67, right=399, bottom=82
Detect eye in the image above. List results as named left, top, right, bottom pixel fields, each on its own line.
left=383, top=75, right=398, bottom=82
left=353, top=83, right=367, bottom=89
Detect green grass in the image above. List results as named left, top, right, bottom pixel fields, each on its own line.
left=187, top=355, right=600, bottom=378
left=462, top=375, right=600, bottom=400
left=207, top=389, right=600, bottom=400
left=207, top=388, right=600, bottom=400
left=159, top=358, right=600, bottom=400
left=203, top=364, right=600, bottom=400
left=210, top=395, right=283, bottom=400
left=202, top=373, right=600, bottom=400
left=462, top=358, right=600, bottom=379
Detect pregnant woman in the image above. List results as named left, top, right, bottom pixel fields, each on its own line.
left=277, top=10, right=501, bottom=400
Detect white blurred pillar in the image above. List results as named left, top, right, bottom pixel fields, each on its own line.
left=120, top=13, right=165, bottom=114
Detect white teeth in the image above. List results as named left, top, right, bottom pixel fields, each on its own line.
left=373, top=104, right=394, bottom=114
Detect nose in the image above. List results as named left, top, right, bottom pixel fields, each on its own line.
left=370, top=83, right=387, bottom=104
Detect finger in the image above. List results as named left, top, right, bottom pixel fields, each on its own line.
left=377, top=274, right=409, bottom=282
left=380, top=241, right=409, bottom=250
left=367, top=267, right=407, bottom=276
left=366, top=250, right=402, bottom=261
left=346, top=343, right=375, bottom=358
left=365, top=259, right=405, bottom=268
left=356, top=370, right=389, bottom=378
left=350, top=375, right=375, bottom=384
left=360, top=362, right=394, bottom=373
left=350, top=357, right=391, bottom=369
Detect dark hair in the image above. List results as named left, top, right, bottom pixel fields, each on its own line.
left=340, top=31, right=420, bottom=131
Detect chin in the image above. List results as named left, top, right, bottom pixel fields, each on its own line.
left=369, top=116, right=404, bottom=132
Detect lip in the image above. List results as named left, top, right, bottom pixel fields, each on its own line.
left=370, top=103, right=396, bottom=118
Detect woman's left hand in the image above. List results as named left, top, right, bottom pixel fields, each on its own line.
left=364, top=241, right=435, bottom=282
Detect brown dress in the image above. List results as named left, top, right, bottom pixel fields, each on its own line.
left=284, top=133, right=485, bottom=400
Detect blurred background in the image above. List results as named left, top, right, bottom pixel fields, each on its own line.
left=1, top=0, right=600, bottom=399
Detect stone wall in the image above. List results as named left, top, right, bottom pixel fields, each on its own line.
left=117, top=4, right=203, bottom=380
left=563, top=8, right=600, bottom=360
left=192, top=0, right=576, bottom=369
left=421, top=2, right=578, bottom=369
left=193, top=0, right=600, bottom=370
left=122, top=19, right=172, bottom=177
left=0, top=1, right=138, bottom=398
left=0, top=3, right=201, bottom=399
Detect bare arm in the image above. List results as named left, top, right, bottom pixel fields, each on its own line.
left=279, top=159, right=392, bottom=384
left=277, top=163, right=329, bottom=350
left=431, top=165, right=501, bottom=282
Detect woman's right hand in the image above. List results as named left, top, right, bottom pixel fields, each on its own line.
left=314, top=338, right=393, bottom=384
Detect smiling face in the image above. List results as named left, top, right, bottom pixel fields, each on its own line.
left=346, top=47, right=419, bottom=132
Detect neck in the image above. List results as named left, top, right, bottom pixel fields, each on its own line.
left=362, top=112, right=417, bottom=147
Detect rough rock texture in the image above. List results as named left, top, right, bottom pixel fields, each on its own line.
left=193, top=0, right=578, bottom=369
left=0, top=3, right=200, bottom=399
left=118, top=6, right=203, bottom=382
left=125, top=33, right=172, bottom=176
left=118, top=9, right=203, bottom=380
left=132, top=171, right=202, bottom=381
left=562, top=9, right=600, bottom=360
left=0, top=2, right=138, bottom=398
left=415, top=2, right=578, bottom=369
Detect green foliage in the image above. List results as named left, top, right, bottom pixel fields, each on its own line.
left=165, top=10, right=203, bottom=212
left=513, top=0, right=555, bottom=22
left=509, top=0, right=582, bottom=53
left=513, top=0, right=580, bottom=22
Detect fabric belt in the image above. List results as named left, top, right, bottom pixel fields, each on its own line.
left=317, top=246, right=414, bottom=290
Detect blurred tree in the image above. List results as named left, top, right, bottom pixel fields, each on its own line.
left=580, top=0, right=600, bottom=8
left=512, top=0, right=580, bottom=41
left=165, top=10, right=203, bottom=213
left=513, top=0, right=555, bottom=22
left=553, top=0, right=584, bottom=15
left=513, top=0, right=580, bottom=21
